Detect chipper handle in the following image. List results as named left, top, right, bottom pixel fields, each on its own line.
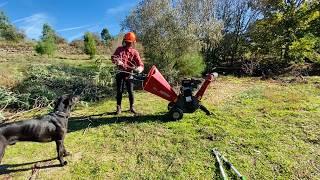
left=195, top=72, right=218, bottom=100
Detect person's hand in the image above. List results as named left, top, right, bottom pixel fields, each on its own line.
left=116, top=60, right=124, bottom=67
left=134, top=66, right=144, bottom=73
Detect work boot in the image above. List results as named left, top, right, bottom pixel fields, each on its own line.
left=116, top=105, right=121, bottom=115
left=130, top=105, right=137, bottom=114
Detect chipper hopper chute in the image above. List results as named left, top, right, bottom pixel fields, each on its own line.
left=143, top=65, right=217, bottom=120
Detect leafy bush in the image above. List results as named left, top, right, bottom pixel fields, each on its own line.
left=289, top=34, right=320, bottom=63
left=35, top=24, right=57, bottom=56
left=176, top=53, right=205, bottom=77
left=35, top=37, right=56, bottom=56
left=84, top=32, right=97, bottom=59
left=0, top=25, right=25, bottom=42
left=0, top=11, right=25, bottom=42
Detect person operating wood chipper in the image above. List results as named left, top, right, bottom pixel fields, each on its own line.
left=111, top=32, right=144, bottom=115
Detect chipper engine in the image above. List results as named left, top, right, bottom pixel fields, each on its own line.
left=142, top=65, right=217, bottom=120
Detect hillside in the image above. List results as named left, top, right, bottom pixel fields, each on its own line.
left=0, top=56, right=319, bottom=179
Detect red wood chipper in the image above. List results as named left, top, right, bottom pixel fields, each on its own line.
left=142, top=65, right=218, bottom=120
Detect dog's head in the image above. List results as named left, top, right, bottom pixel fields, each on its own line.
left=53, top=94, right=80, bottom=113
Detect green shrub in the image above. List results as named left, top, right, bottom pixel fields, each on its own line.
left=0, top=25, right=25, bottom=42
left=35, top=37, right=56, bottom=56
left=177, top=53, right=205, bottom=77
left=0, top=11, right=25, bottom=42
left=35, top=24, right=57, bottom=56
left=289, top=34, right=320, bottom=63
left=84, top=32, right=97, bottom=59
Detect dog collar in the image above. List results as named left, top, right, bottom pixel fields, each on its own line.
left=53, top=111, right=69, bottom=118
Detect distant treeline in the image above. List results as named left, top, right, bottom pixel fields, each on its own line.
left=123, top=0, right=320, bottom=78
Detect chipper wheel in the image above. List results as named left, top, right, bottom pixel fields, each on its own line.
left=167, top=102, right=175, bottom=111
left=169, top=107, right=184, bottom=121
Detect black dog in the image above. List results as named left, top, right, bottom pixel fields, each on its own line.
left=0, top=94, right=79, bottom=166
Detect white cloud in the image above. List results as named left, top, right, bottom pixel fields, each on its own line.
left=57, top=24, right=93, bottom=32
left=67, top=25, right=101, bottom=41
left=106, top=3, right=136, bottom=15
left=0, top=1, right=8, bottom=7
left=13, top=13, right=51, bottom=40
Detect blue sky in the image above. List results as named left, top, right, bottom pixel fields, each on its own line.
left=0, top=0, right=140, bottom=41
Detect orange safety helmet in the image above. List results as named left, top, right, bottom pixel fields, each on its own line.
left=123, top=32, right=137, bottom=43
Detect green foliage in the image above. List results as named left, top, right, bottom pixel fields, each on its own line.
left=0, top=87, right=30, bottom=110
left=289, top=34, right=320, bottom=63
left=249, top=0, right=319, bottom=64
left=35, top=37, right=56, bottom=56
left=123, top=0, right=222, bottom=81
left=0, top=11, right=25, bottom=42
left=93, top=56, right=115, bottom=86
left=10, top=64, right=113, bottom=110
left=176, top=53, right=205, bottom=77
left=0, top=87, right=17, bottom=111
left=101, top=28, right=112, bottom=46
left=41, top=23, right=55, bottom=40
left=122, top=0, right=318, bottom=76
left=41, top=23, right=66, bottom=44
left=84, top=32, right=97, bottom=59
left=35, top=24, right=57, bottom=56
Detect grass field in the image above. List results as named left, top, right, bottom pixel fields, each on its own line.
left=0, top=57, right=319, bottom=179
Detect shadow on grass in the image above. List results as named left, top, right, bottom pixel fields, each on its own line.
left=0, top=158, right=61, bottom=175
left=68, top=112, right=171, bottom=133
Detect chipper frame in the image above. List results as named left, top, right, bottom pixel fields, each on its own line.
left=143, top=65, right=217, bottom=120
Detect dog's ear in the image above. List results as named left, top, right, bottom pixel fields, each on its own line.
left=53, top=96, right=63, bottom=110
left=71, top=95, right=80, bottom=104
left=62, top=95, right=70, bottom=105
left=64, top=95, right=80, bottom=106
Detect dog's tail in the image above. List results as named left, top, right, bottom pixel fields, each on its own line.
left=0, top=135, right=7, bottom=163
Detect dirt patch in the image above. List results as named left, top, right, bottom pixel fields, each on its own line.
left=203, top=77, right=254, bottom=105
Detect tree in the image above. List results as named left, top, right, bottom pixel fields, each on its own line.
left=123, top=0, right=222, bottom=81
left=0, top=11, right=25, bottom=42
left=209, top=0, right=260, bottom=66
left=41, top=23, right=55, bottom=40
left=35, top=24, right=57, bottom=56
left=41, top=23, right=66, bottom=44
left=249, top=0, right=319, bottom=63
left=101, top=28, right=112, bottom=46
left=84, top=32, right=97, bottom=59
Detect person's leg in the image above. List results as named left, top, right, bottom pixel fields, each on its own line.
left=116, top=73, right=125, bottom=114
left=125, top=79, right=136, bottom=114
